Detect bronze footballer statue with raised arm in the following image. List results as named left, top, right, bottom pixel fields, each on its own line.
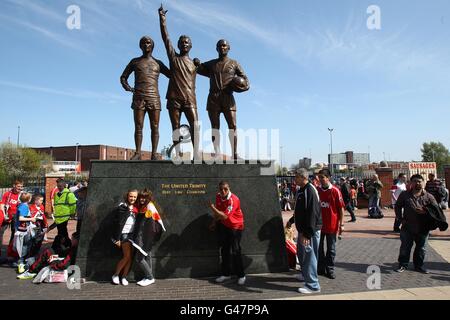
left=158, top=4, right=201, bottom=160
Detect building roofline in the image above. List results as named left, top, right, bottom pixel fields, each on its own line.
left=32, top=145, right=142, bottom=150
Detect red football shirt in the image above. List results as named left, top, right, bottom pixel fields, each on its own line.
left=30, top=204, right=48, bottom=228
left=1, top=190, right=21, bottom=221
left=215, top=192, right=244, bottom=230
left=318, top=184, right=344, bottom=234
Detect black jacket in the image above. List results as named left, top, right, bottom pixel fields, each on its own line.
left=111, top=203, right=135, bottom=242
left=289, top=183, right=322, bottom=239
left=340, top=183, right=351, bottom=204
left=133, top=213, right=162, bottom=252
left=424, top=202, right=448, bottom=232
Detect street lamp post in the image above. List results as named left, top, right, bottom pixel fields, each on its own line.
left=75, top=143, right=79, bottom=177
left=17, top=126, right=20, bottom=147
left=328, top=128, right=334, bottom=176
left=280, top=145, right=283, bottom=175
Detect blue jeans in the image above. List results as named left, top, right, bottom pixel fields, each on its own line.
left=318, top=233, right=337, bottom=274
left=398, top=229, right=429, bottom=268
left=136, top=250, right=153, bottom=280
left=345, top=202, right=356, bottom=221
left=297, top=230, right=321, bottom=291
left=368, top=195, right=380, bottom=210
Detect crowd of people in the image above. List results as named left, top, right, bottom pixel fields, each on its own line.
left=1, top=178, right=248, bottom=288
left=283, top=169, right=448, bottom=294
left=1, top=171, right=448, bottom=293
left=0, top=178, right=86, bottom=282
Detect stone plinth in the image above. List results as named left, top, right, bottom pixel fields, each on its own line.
left=76, top=160, right=288, bottom=280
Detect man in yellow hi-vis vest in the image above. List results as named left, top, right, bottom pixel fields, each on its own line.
left=53, top=178, right=77, bottom=238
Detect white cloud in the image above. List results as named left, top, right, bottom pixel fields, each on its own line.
left=6, top=0, right=65, bottom=23
left=0, top=13, right=89, bottom=54
left=158, top=1, right=450, bottom=85
left=0, top=80, right=127, bottom=102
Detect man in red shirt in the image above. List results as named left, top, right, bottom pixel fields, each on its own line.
left=208, top=181, right=246, bottom=285
left=0, top=180, right=24, bottom=260
left=317, top=169, right=344, bottom=279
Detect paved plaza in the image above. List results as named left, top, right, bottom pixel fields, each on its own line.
left=1, top=209, right=449, bottom=300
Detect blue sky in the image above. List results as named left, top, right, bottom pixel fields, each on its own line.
left=1, top=0, right=450, bottom=167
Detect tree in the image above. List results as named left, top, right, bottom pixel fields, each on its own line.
left=421, top=141, right=450, bottom=174
left=0, top=143, right=24, bottom=179
left=275, top=164, right=289, bottom=176
left=0, top=142, right=53, bottom=186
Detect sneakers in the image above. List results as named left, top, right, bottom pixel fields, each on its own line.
left=17, top=271, right=37, bottom=280
left=348, top=219, right=356, bottom=223
left=237, top=276, right=246, bottom=286
left=215, top=275, right=232, bottom=283
left=17, top=264, right=25, bottom=274
left=112, top=275, right=120, bottom=285
left=33, top=266, right=50, bottom=284
left=137, top=278, right=155, bottom=287
left=215, top=275, right=246, bottom=285
left=298, top=286, right=320, bottom=294
left=396, top=266, right=407, bottom=273
left=121, top=278, right=129, bottom=286
left=295, top=273, right=305, bottom=282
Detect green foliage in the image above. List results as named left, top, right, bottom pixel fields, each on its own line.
left=0, top=142, right=53, bottom=186
left=276, top=164, right=289, bottom=176
left=421, top=141, right=450, bottom=174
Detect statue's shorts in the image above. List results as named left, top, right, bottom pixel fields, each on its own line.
left=166, top=99, right=197, bottom=111
left=131, top=97, right=161, bottom=111
left=206, top=92, right=236, bottom=113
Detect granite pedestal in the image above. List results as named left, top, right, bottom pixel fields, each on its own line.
left=76, top=160, right=288, bottom=280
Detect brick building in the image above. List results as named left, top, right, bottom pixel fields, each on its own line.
left=33, top=145, right=155, bottom=172
left=328, top=151, right=370, bottom=167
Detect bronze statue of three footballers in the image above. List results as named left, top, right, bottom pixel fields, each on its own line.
left=121, top=5, right=249, bottom=160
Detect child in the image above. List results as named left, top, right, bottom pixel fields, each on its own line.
left=111, top=189, right=138, bottom=286
left=285, top=226, right=297, bottom=270
left=13, top=192, right=35, bottom=274
left=350, top=186, right=357, bottom=209
left=29, top=194, right=48, bottom=257
left=133, top=189, right=165, bottom=287
left=17, top=234, right=73, bottom=280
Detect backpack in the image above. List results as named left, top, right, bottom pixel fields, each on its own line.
left=368, top=207, right=384, bottom=219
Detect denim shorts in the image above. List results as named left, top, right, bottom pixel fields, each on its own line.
left=120, top=233, right=132, bottom=243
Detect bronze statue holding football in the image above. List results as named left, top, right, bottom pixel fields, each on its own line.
left=195, top=39, right=249, bottom=160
